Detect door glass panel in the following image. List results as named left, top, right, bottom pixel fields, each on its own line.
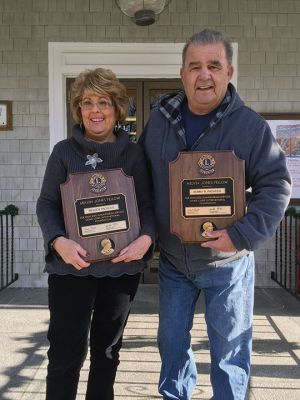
left=149, top=88, right=178, bottom=109
left=66, top=77, right=75, bottom=138
left=121, top=87, right=137, bottom=142
left=143, top=80, right=182, bottom=125
left=120, top=80, right=143, bottom=141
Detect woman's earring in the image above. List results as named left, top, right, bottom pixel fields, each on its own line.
left=115, top=121, right=122, bottom=131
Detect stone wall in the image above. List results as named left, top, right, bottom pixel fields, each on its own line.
left=0, top=0, right=299, bottom=287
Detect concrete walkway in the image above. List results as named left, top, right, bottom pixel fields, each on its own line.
left=0, top=285, right=299, bottom=399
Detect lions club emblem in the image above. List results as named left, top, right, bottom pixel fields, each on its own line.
left=89, top=173, right=107, bottom=193
left=198, top=154, right=216, bottom=175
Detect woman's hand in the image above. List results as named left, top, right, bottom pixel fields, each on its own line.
left=111, top=234, right=152, bottom=263
left=52, top=236, right=90, bottom=270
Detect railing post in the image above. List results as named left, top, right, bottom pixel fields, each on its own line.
left=0, top=204, right=19, bottom=291
left=272, top=206, right=300, bottom=299
left=296, top=214, right=300, bottom=294
left=0, top=214, right=3, bottom=290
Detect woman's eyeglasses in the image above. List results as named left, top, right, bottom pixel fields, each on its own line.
left=80, top=99, right=113, bottom=111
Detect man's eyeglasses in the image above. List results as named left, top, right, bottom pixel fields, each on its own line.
left=80, top=99, right=113, bottom=111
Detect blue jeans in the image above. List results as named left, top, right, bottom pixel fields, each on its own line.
left=157, top=253, right=255, bottom=400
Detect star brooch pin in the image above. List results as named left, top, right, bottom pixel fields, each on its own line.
left=85, top=153, right=103, bottom=169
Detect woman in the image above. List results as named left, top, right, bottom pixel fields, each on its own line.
left=36, top=67, right=155, bottom=400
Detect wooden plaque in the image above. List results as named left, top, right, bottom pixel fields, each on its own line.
left=169, top=151, right=245, bottom=243
left=60, top=169, right=140, bottom=262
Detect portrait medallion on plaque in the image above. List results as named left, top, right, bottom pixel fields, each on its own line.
left=169, top=151, right=245, bottom=242
left=60, top=169, right=140, bottom=261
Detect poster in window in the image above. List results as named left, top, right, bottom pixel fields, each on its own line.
left=262, top=113, right=300, bottom=203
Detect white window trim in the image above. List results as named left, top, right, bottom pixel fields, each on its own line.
left=48, top=42, right=238, bottom=152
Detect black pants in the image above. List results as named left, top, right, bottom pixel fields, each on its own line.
left=46, top=273, right=140, bottom=400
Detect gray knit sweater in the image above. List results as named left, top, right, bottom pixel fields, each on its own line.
left=36, top=125, right=155, bottom=278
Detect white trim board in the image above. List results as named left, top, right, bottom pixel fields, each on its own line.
left=48, top=42, right=238, bottom=152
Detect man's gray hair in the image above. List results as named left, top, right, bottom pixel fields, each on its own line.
left=182, top=29, right=233, bottom=66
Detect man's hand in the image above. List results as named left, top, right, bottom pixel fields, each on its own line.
left=201, top=229, right=237, bottom=253
left=111, top=235, right=152, bottom=263
left=52, top=236, right=90, bottom=270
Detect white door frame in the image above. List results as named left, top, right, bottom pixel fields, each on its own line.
left=48, top=42, right=238, bottom=152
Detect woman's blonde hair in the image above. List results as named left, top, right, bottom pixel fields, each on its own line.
left=70, top=67, right=128, bottom=123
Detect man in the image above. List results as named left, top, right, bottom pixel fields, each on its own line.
left=139, top=29, right=291, bottom=400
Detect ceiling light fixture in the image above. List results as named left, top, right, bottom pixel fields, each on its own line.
left=115, top=0, right=172, bottom=26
